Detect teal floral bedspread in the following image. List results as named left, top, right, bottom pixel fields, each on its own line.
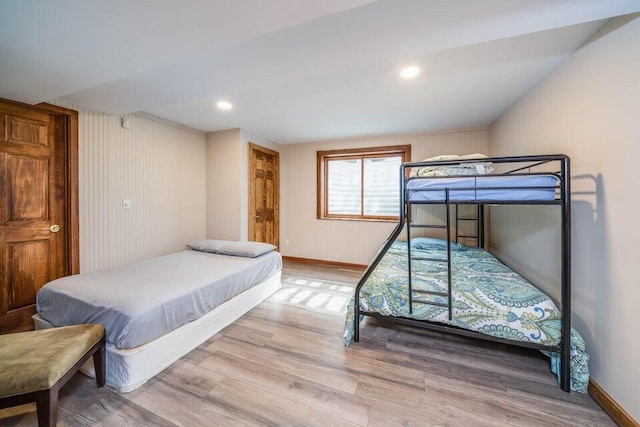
left=343, top=242, right=589, bottom=392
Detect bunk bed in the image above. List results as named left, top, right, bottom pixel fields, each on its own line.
left=343, top=154, right=589, bottom=393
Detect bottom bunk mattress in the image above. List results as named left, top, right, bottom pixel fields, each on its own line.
left=37, top=249, right=282, bottom=349
left=343, top=242, right=589, bottom=392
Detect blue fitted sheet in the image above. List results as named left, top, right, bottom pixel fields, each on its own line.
left=407, top=174, right=558, bottom=202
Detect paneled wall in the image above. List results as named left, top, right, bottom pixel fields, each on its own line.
left=487, top=15, right=640, bottom=420
left=50, top=99, right=207, bottom=273
left=280, top=129, right=487, bottom=265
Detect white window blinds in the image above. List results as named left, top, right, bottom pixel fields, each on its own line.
left=327, top=155, right=401, bottom=217
left=363, top=156, right=401, bottom=216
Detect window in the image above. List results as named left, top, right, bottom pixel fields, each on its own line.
left=317, top=145, right=411, bottom=220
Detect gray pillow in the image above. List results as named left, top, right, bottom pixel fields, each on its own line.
left=185, top=239, right=231, bottom=253
left=218, top=241, right=277, bottom=258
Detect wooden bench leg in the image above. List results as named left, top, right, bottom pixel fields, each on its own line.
left=35, top=387, right=58, bottom=427
left=1, top=328, right=106, bottom=426
left=93, top=339, right=106, bottom=388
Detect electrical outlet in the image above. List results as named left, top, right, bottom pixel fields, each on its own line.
left=285, top=239, right=290, bottom=246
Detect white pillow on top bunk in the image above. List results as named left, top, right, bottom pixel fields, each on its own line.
left=411, top=153, right=494, bottom=177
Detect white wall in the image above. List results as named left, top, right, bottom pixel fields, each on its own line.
left=280, top=129, right=487, bottom=265
left=206, top=128, right=281, bottom=241
left=488, top=15, right=640, bottom=420
left=49, top=99, right=207, bottom=273
left=206, top=129, right=243, bottom=240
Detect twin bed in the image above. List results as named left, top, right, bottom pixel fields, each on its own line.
left=35, top=241, right=282, bottom=392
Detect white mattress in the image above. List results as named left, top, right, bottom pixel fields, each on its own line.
left=34, top=271, right=281, bottom=392
left=37, top=249, right=282, bottom=349
left=406, top=174, right=558, bottom=202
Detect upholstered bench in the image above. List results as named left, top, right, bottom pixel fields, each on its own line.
left=0, top=324, right=106, bottom=427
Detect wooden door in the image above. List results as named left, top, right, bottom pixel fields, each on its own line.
left=248, top=143, right=279, bottom=249
left=0, top=99, right=75, bottom=333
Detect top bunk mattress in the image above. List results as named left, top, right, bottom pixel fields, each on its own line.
left=37, top=250, right=282, bottom=349
left=406, top=174, right=559, bottom=202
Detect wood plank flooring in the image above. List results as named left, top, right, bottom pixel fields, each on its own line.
left=0, top=260, right=613, bottom=426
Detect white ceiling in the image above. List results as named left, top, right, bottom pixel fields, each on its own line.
left=1, top=0, right=639, bottom=143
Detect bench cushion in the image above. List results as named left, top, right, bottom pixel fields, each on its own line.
left=0, top=324, right=105, bottom=397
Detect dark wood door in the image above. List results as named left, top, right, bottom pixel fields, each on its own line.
left=248, top=143, right=279, bottom=249
left=0, top=100, right=68, bottom=333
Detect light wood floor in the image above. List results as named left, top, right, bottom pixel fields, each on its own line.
left=0, top=260, right=612, bottom=426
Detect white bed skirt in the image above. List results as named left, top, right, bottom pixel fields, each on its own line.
left=34, top=271, right=281, bottom=392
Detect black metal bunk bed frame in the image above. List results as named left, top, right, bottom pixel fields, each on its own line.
left=353, top=154, right=572, bottom=392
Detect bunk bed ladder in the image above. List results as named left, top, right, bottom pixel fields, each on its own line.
left=407, top=189, right=453, bottom=321
left=455, top=205, right=484, bottom=248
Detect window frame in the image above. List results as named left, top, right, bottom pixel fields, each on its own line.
left=316, top=144, right=411, bottom=221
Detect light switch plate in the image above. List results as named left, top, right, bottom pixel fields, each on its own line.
left=122, top=199, right=131, bottom=210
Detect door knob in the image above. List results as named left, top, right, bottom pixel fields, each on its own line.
left=254, top=215, right=260, bottom=219
left=43, top=224, right=61, bottom=233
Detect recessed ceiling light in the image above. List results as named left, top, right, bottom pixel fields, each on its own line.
left=216, top=101, right=233, bottom=110
left=400, top=66, right=420, bottom=79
